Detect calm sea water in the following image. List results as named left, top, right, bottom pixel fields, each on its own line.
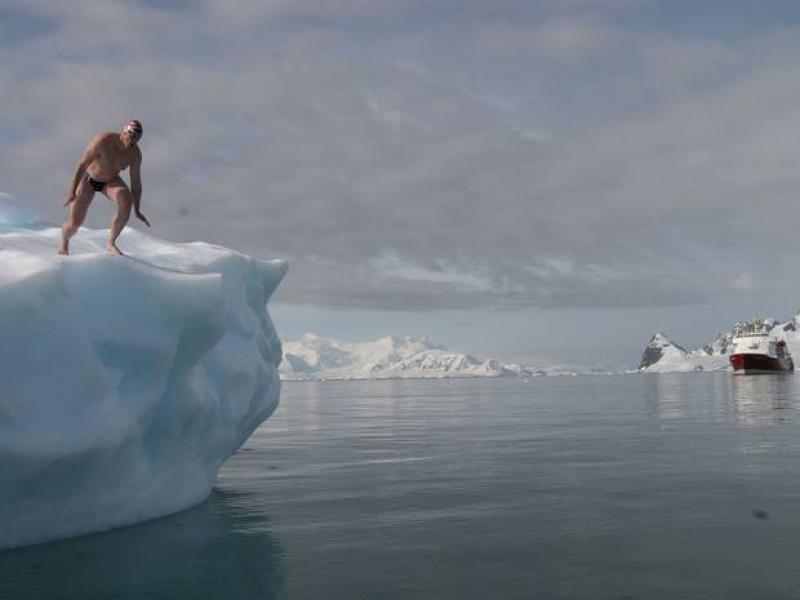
left=4, top=374, right=800, bottom=599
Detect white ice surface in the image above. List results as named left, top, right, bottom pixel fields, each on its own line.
left=0, top=212, right=286, bottom=550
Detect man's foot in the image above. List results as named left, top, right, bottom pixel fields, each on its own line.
left=106, top=243, right=124, bottom=255
left=57, top=242, right=69, bottom=256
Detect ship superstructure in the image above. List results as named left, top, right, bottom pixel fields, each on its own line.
left=729, top=322, right=793, bottom=374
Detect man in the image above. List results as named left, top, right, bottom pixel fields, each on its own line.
left=59, top=119, right=150, bottom=256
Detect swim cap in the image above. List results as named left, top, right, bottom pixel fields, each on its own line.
left=124, top=120, right=143, bottom=135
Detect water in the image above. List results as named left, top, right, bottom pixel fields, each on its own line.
left=4, top=373, right=800, bottom=599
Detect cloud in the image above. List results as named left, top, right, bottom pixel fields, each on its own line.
left=3, top=1, right=800, bottom=311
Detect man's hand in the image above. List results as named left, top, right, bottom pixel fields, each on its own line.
left=63, top=194, right=76, bottom=206
left=135, top=210, right=151, bottom=227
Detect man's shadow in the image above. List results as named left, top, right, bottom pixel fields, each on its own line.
left=0, top=488, right=285, bottom=600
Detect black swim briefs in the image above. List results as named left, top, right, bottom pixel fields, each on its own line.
left=85, top=174, right=107, bottom=193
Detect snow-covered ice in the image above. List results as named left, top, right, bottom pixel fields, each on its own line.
left=0, top=203, right=286, bottom=550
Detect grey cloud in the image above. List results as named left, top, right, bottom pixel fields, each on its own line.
left=2, top=1, right=800, bottom=310
left=471, top=18, right=623, bottom=63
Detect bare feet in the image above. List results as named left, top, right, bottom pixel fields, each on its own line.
left=57, top=242, right=69, bottom=256
left=106, top=242, right=124, bottom=255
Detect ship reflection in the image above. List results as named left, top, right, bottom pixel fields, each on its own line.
left=729, top=373, right=797, bottom=426
left=646, top=372, right=800, bottom=426
left=0, top=488, right=284, bottom=600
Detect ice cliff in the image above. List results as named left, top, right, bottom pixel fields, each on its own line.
left=0, top=208, right=286, bottom=550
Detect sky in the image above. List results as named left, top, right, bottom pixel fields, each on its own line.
left=4, top=0, right=800, bottom=368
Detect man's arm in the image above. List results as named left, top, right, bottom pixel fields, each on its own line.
left=64, top=135, right=103, bottom=205
left=130, top=150, right=150, bottom=227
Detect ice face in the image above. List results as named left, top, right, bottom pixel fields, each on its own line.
left=0, top=220, right=286, bottom=550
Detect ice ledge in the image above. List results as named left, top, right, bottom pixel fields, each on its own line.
left=0, top=225, right=287, bottom=550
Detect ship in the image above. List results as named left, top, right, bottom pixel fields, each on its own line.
left=729, top=323, right=794, bottom=374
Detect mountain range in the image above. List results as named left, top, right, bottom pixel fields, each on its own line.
left=279, top=313, right=800, bottom=380
left=279, top=334, right=592, bottom=381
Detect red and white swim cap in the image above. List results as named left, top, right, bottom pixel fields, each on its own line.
left=124, top=119, right=143, bottom=135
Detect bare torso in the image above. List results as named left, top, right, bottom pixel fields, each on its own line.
left=86, top=132, right=140, bottom=182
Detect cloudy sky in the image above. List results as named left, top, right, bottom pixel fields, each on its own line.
left=4, top=0, right=800, bottom=366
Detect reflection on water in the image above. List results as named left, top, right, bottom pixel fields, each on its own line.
left=0, top=489, right=284, bottom=600
left=729, top=374, right=798, bottom=426
left=644, top=372, right=800, bottom=426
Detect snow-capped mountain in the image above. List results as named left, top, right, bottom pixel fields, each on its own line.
left=639, top=332, right=689, bottom=370
left=638, top=331, right=729, bottom=373
left=639, top=314, right=800, bottom=373
left=280, top=334, right=583, bottom=380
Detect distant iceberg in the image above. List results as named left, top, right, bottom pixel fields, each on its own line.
left=0, top=209, right=287, bottom=550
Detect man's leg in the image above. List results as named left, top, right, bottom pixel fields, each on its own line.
left=59, top=180, right=94, bottom=255
left=103, top=178, right=132, bottom=255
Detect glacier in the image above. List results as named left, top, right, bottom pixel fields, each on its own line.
left=0, top=206, right=287, bottom=551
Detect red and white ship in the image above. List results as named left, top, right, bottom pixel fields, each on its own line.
left=729, top=325, right=794, bottom=374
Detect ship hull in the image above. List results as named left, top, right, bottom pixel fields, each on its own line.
left=729, top=353, right=794, bottom=374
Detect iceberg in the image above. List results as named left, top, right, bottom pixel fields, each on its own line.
left=0, top=209, right=286, bottom=550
